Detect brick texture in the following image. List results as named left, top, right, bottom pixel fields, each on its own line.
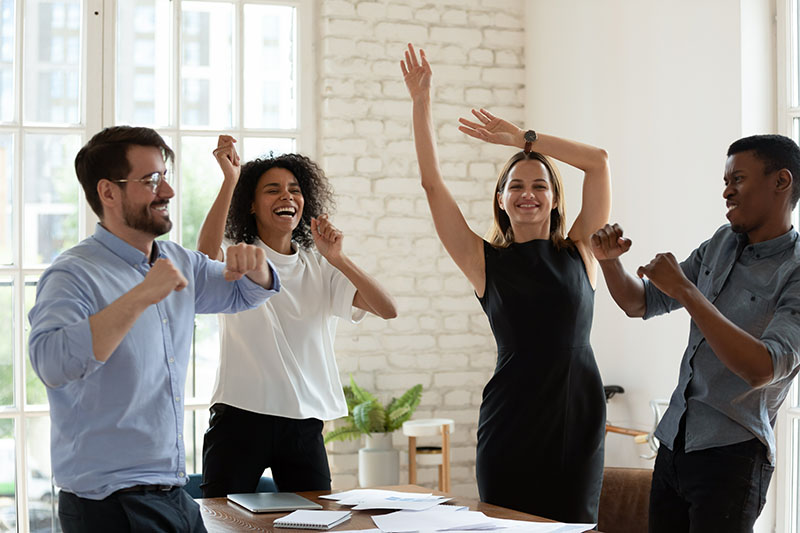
left=320, top=0, right=525, bottom=499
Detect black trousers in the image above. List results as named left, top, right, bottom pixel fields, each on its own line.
left=649, top=423, right=773, bottom=533
left=58, top=487, right=207, bottom=533
left=201, top=403, right=331, bottom=498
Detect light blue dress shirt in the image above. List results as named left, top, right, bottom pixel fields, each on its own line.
left=28, top=224, right=280, bottom=499
left=644, top=225, right=800, bottom=463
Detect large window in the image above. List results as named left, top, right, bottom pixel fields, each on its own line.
left=779, top=2, right=800, bottom=531
left=0, top=1, right=310, bottom=531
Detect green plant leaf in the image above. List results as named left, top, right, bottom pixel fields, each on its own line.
left=349, top=375, right=377, bottom=404
left=353, top=400, right=386, bottom=434
left=343, top=385, right=359, bottom=415
left=323, top=425, right=363, bottom=443
left=386, top=384, right=422, bottom=415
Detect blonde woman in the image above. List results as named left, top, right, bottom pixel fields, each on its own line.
left=401, top=44, right=611, bottom=522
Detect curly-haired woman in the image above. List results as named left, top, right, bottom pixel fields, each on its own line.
left=197, top=136, right=397, bottom=496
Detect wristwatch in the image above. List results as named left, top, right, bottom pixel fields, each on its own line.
left=523, top=130, right=537, bottom=153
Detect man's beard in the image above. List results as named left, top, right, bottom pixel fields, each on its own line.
left=122, top=198, right=172, bottom=236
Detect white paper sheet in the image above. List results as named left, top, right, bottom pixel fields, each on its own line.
left=372, top=509, right=495, bottom=532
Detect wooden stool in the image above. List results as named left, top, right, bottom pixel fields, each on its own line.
left=402, top=418, right=455, bottom=493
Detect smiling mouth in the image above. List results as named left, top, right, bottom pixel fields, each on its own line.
left=273, top=207, right=297, bottom=218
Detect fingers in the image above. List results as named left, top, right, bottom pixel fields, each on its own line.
left=480, top=108, right=497, bottom=121
left=407, top=43, right=419, bottom=67
left=471, top=108, right=490, bottom=125
left=217, top=135, right=236, bottom=148
left=400, top=60, right=408, bottom=76
left=458, top=117, right=483, bottom=130
left=458, top=125, right=488, bottom=140
left=312, top=214, right=341, bottom=242
left=224, top=243, right=266, bottom=281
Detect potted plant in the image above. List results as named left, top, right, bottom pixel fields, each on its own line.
left=325, top=376, right=422, bottom=487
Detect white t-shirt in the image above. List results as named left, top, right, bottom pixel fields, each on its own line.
left=210, top=238, right=365, bottom=420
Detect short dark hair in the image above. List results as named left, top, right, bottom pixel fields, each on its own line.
left=74, top=126, right=174, bottom=217
left=225, top=153, right=335, bottom=249
left=727, top=134, right=800, bottom=207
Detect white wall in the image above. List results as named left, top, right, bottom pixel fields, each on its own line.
left=525, top=0, right=777, bottom=529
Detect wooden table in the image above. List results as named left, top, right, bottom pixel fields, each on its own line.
left=198, top=484, right=557, bottom=532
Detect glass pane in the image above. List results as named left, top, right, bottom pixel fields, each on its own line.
left=180, top=2, right=232, bottom=128
left=794, top=117, right=800, bottom=147
left=243, top=4, right=296, bottom=129
left=187, top=314, right=218, bottom=402
left=24, top=277, right=46, bottom=405
left=0, top=419, right=15, bottom=531
left=183, top=408, right=209, bottom=475
left=116, top=0, right=172, bottom=126
left=22, top=133, right=80, bottom=267
left=796, top=0, right=800, bottom=108
left=0, top=0, right=15, bottom=122
left=0, top=279, right=11, bottom=406
left=24, top=0, right=82, bottom=124
left=795, top=418, right=800, bottom=533
left=26, top=417, right=59, bottom=532
left=179, top=135, right=217, bottom=249
left=0, top=134, right=14, bottom=265
left=242, top=137, right=295, bottom=161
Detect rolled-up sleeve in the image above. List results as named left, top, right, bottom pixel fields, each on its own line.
left=762, top=278, right=800, bottom=384
left=192, top=251, right=280, bottom=315
left=28, top=269, right=104, bottom=388
left=643, top=243, right=705, bottom=320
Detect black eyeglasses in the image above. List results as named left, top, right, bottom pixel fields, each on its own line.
left=112, top=171, right=169, bottom=194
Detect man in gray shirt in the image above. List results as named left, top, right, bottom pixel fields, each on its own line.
left=591, top=134, right=800, bottom=532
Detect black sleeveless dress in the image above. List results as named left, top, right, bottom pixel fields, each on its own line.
left=476, top=239, right=605, bottom=523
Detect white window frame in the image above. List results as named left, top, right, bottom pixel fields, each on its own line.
left=1, top=1, right=313, bottom=531
left=777, top=1, right=800, bottom=532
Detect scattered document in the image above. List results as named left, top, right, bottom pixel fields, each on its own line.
left=322, top=488, right=450, bottom=511
left=372, top=509, right=495, bottom=532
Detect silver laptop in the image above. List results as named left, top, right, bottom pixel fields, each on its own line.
left=226, top=492, right=323, bottom=513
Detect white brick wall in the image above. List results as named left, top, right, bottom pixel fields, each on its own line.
left=319, top=0, right=525, bottom=498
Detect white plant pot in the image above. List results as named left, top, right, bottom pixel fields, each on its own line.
left=358, top=432, right=400, bottom=488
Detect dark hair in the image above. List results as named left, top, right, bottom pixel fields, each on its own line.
left=486, top=151, right=570, bottom=249
left=727, top=134, right=800, bottom=207
left=74, top=126, right=174, bottom=217
left=225, top=153, right=335, bottom=249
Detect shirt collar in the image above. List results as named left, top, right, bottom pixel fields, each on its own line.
left=741, top=226, right=798, bottom=259
left=92, top=223, right=163, bottom=266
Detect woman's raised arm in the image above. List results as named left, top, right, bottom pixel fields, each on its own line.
left=402, top=43, right=484, bottom=293
left=197, top=135, right=241, bottom=261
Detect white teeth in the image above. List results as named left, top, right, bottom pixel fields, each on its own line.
left=274, top=207, right=296, bottom=217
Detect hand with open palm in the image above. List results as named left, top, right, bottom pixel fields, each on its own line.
left=400, top=43, right=431, bottom=100
left=458, top=108, right=524, bottom=148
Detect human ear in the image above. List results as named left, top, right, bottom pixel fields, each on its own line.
left=97, top=179, right=119, bottom=209
left=497, top=191, right=506, bottom=211
left=777, top=169, right=793, bottom=194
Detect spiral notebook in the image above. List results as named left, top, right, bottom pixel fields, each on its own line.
left=273, top=510, right=351, bottom=530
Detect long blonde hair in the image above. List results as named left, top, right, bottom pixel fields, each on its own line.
left=485, top=151, right=570, bottom=249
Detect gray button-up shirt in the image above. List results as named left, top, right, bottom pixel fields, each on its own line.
left=644, top=224, right=800, bottom=463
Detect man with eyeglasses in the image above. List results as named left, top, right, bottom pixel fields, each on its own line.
left=28, top=126, right=280, bottom=533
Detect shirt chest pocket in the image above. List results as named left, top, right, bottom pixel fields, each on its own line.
left=725, top=288, right=773, bottom=337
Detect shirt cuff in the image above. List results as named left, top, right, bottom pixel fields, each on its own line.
left=763, top=337, right=799, bottom=385
left=238, top=259, right=281, bottom=297
left=65, top=318, right=104, bottom=380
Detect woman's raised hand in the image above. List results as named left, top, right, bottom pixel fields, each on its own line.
left=212, top=134, right=241, bottom=182
left=458, top=108, right=523, bottom=148
left=400, top=43, right=431, bottom=100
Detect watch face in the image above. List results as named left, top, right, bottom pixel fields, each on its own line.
left=524, top=130, right=537, bottom=143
